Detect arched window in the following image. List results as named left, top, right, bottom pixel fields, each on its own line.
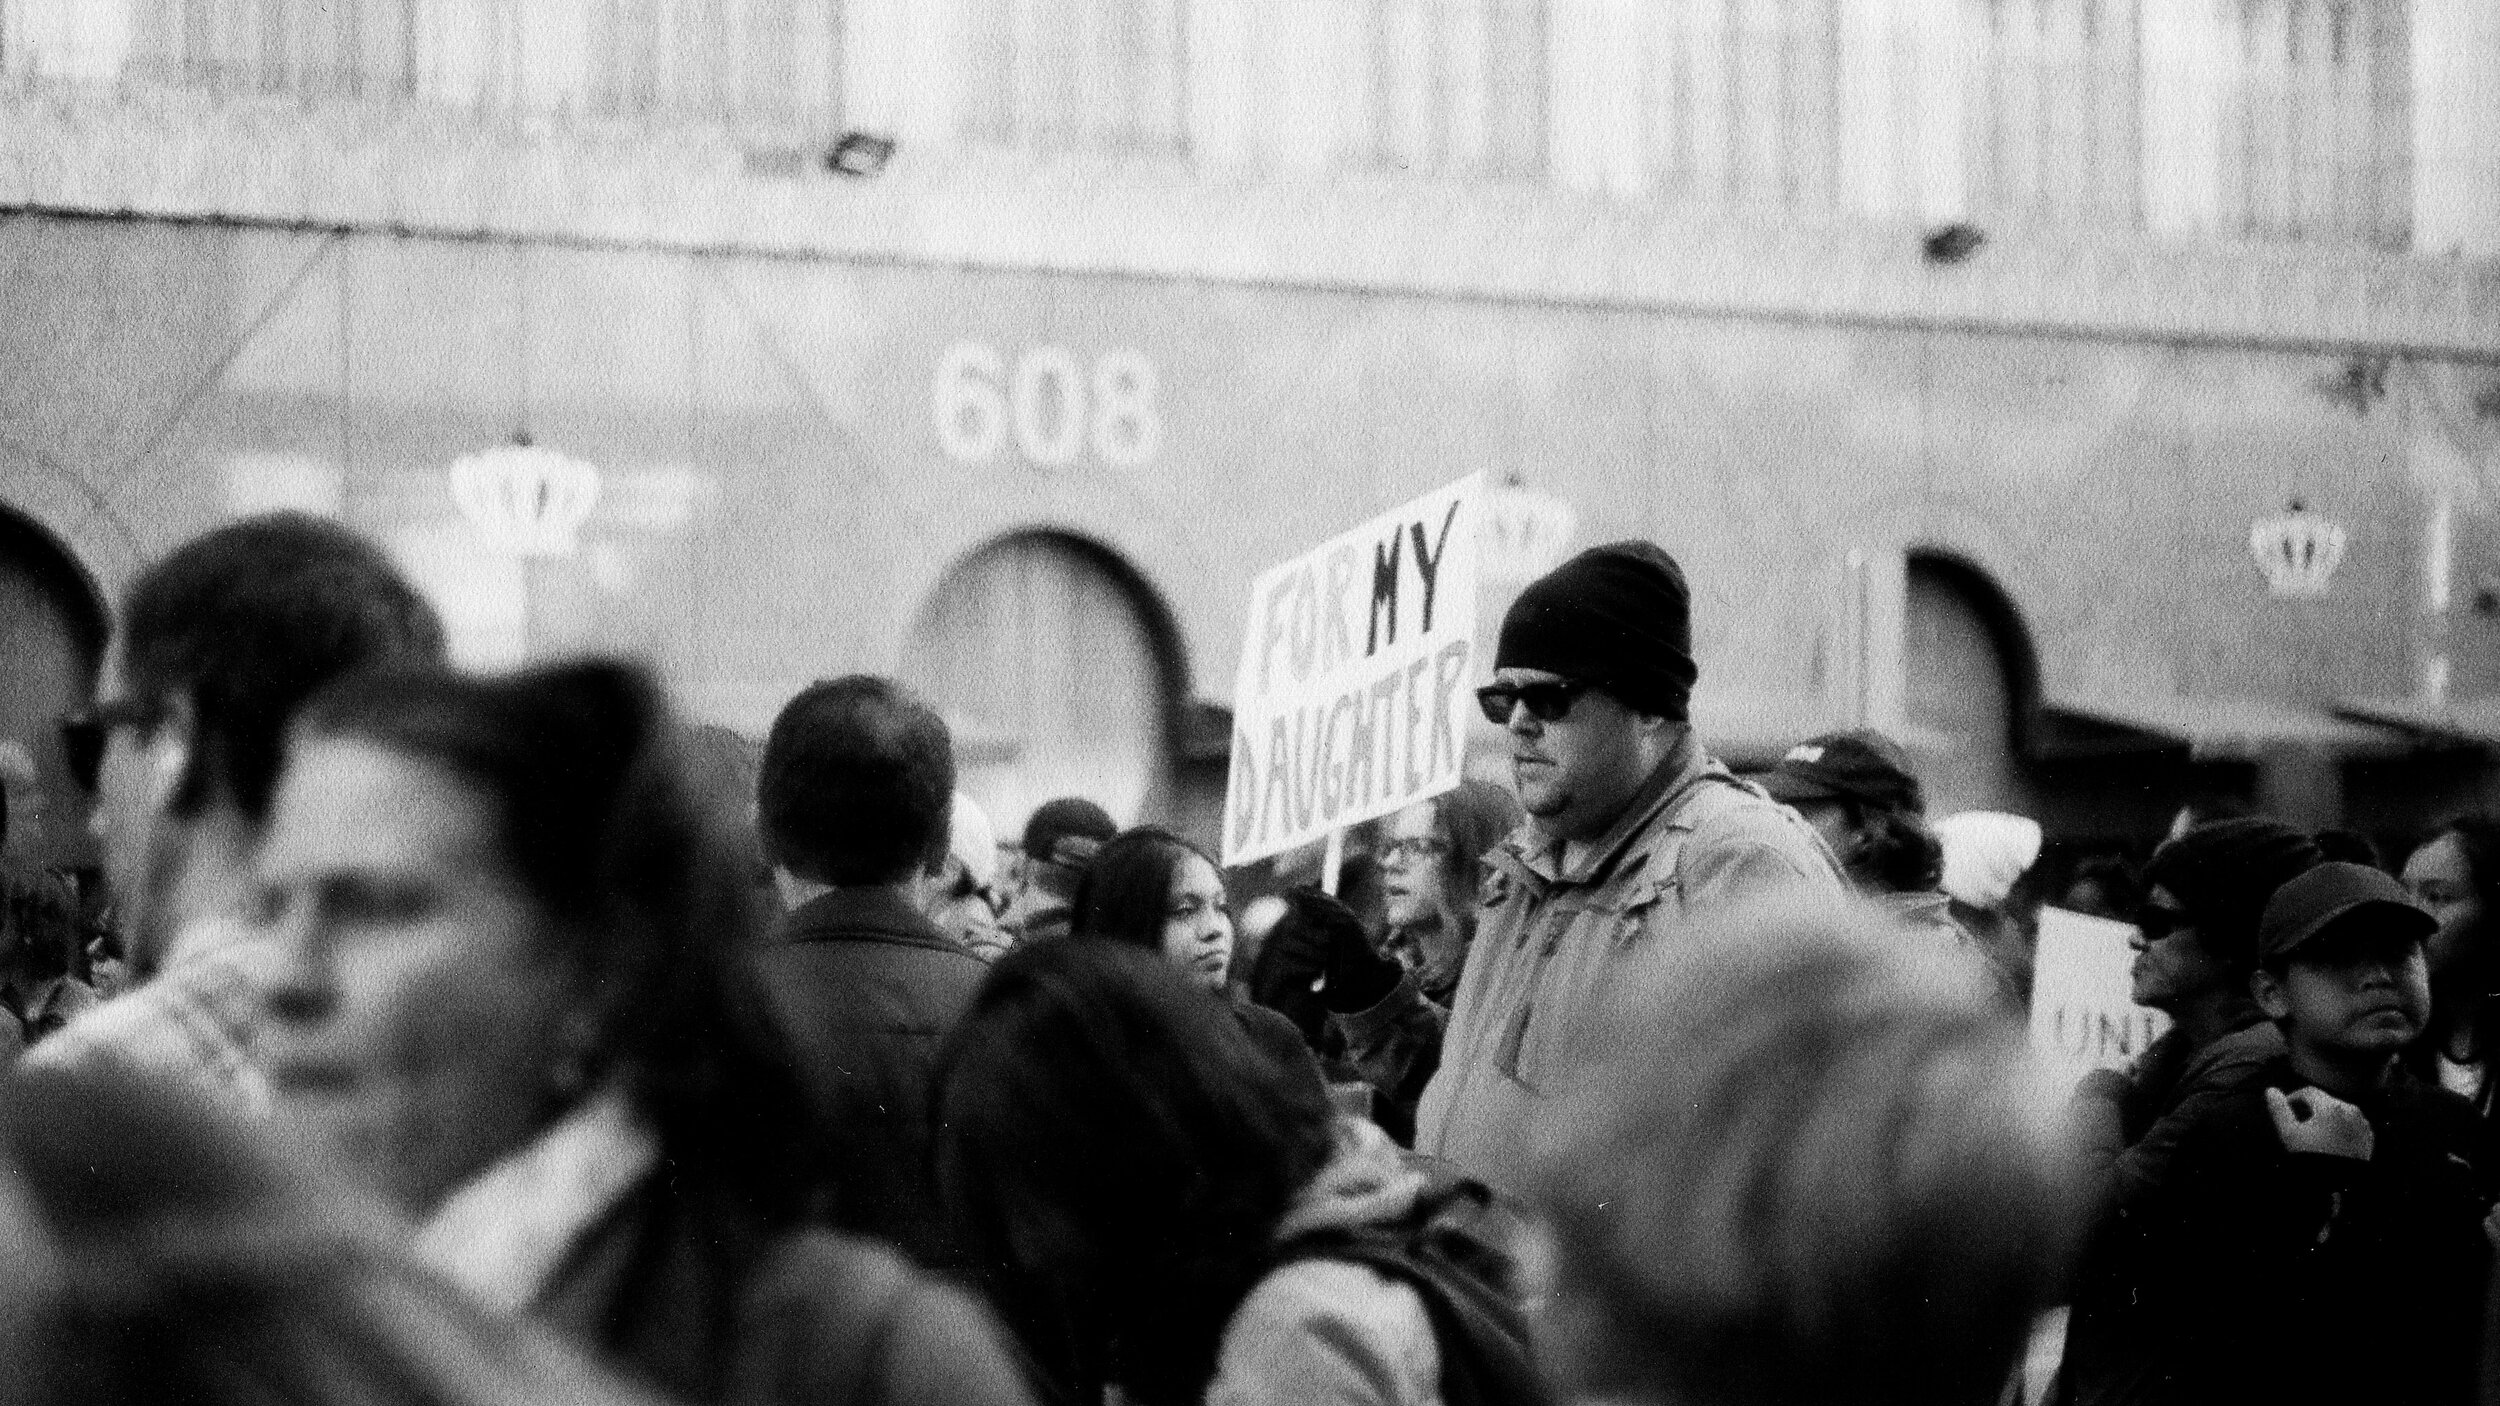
left=1904, top=551, right=2037, bottom=815
left=903, top=532, right=1181, bottom=838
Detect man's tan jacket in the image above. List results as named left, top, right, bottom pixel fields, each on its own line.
left=1414, top=737, right=1842, bottom=1190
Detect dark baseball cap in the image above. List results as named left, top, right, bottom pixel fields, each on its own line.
left=1760, top=729, right=1923, bottom=813
left=2256, top=861, right=2435, bottom=966
left=1021, top=796, right=1117, bottom=867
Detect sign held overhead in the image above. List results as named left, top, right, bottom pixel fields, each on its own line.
left=1223, top=474, right=1484, bottom=866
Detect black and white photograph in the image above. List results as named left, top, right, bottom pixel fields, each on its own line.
left=1, top=3, right=2497, bottom=1403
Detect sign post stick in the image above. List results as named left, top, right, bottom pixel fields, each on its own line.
left=1320, top=827, right=1345, bottom=896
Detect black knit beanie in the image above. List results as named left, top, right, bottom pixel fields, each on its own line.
left=2145, top=817, right=2322, bottom=969
left=1493, top=541, right=1699, bottom=721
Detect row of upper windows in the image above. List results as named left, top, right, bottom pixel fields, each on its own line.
left=0, top=0, right=2453, bottom=251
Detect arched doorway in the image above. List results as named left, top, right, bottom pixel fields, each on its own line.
left=0, top=508, right=108, bottom=872
left=1904, top=552, right=2036, bottom=817
left=903, top=533, right=1178, bottom=842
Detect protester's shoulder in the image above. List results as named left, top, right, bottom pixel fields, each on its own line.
left=1210, top=1257, right=1441, bottom=1406
left=2162, top=1062, right=2291, bottom=1166
left=2176, top=1021, right=2287, bottom=1090
left=1667, top=771, right=1838, bottom=881
left=738, top=1228, right=1035, bottom=1406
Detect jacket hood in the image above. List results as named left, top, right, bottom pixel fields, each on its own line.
left=1273, top=1117, right=1426, bottom=1243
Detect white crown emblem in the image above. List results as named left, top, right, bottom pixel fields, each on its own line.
left=1480, top=480, right=1579, bottom=583
left=2248, top=502, right=2345, bottom=599
left=449, top=439, right=603, bottom=558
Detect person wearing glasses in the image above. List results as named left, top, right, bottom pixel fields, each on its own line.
left=2057, top=817, right=2320, bottom=1406
left=1252, top=780, right=1523, bottom=1145
left=32, top=514, right=445, bottom=1102
left=1412, top=541, right=1841, bottom=1193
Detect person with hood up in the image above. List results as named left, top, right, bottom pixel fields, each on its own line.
left=2055, top=817, right=2322, bottom=1406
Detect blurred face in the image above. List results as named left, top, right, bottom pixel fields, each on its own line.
left=81, top=648, right=181, bottom=945
left=2128, top=885, right=2229, bottom=1010
left=256, top=737, right=587, bottom=1217
left=2403, top=833, right=2483, bottom=981
left=2255, top=923, right=2433, bottom=1060
left=1160, top=853, right=1233, bottom=992
left=1380, top=802, right=1454, bottom=929
left=1493, top=668, right=1660, bottom=842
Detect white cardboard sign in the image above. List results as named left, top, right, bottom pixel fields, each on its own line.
left=2028, top=906, right=2172, bottom=1093
left=1223, top=474, right=1483, bottom=866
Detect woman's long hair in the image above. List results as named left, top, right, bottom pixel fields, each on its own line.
left=933, top=940, right=1336, bottom=1406
left=2414, top=816, right=2500, bottom=1065
left=1067, top=827, right=1216, bottom=952
left=1420, top=778, right=1524, bottom=944
left=292, top=660, right=811, bottom=1222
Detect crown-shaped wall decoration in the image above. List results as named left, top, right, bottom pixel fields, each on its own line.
left=1481, top=475, right=1578, bottom=583
left=2248, top=501, right=2345, bottom=599
left=449, top=438, right=602, bottom=558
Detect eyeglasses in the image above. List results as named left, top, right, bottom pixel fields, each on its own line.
left=1475, top=680, right=1593, bottom=726
left=57, top=698, right=161, bottom=793
left=1380, top=836, right=1454, bottom=865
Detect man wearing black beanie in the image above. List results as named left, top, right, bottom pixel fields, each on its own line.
left=2060, top=816, right=2322, bottom=1406
left=1412, top=541, right=1841, bottom=1191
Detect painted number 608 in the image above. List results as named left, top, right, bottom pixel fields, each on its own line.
left=933, top=342, right=1159, bottom=467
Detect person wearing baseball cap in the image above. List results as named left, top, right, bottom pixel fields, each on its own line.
left=1759, top=729, right=1960, bottom=944
left=1413, top=541, right=1842, bottom=1192
left=2116, top=862, right=2486, bottom=1406
left=999, top=796, right=1118, bottom=945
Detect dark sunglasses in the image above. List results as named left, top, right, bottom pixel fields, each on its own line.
left=1475, top=680, right=1592, bottom=726
left=58, top=698, right=162, bottom=793
left=2137, top=904, right=2190, bottom=943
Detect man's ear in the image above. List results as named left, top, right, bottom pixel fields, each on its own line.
left=142, top=692, right=198, bottom=818
left=2250, top=966, right=2293, bottom=1022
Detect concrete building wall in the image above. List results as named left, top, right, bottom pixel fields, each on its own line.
left=2, top=0, right=2496, bottom=850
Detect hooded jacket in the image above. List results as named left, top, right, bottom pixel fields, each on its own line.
left=1206, top=1120, right=1443, bottom=1406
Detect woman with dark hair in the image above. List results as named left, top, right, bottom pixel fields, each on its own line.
left=251, top=660, right=1030, bottom=1406
left=2401, top=816, right=2500, bottom=1121
left=1070, top=826, right=1321, bottom=1086
left=935, top=939, right=1497, bottom=1406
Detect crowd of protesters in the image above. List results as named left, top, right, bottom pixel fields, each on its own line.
left=1, top=511, right=2496, bottom=1406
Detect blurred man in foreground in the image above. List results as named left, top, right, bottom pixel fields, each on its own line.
left=34, top=514, right=444, bottom=1100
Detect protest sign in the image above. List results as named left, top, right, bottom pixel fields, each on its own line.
left=1223, top=474, right=1483, bottom=867
left=2028, top=905, right=2170, bottom=1096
